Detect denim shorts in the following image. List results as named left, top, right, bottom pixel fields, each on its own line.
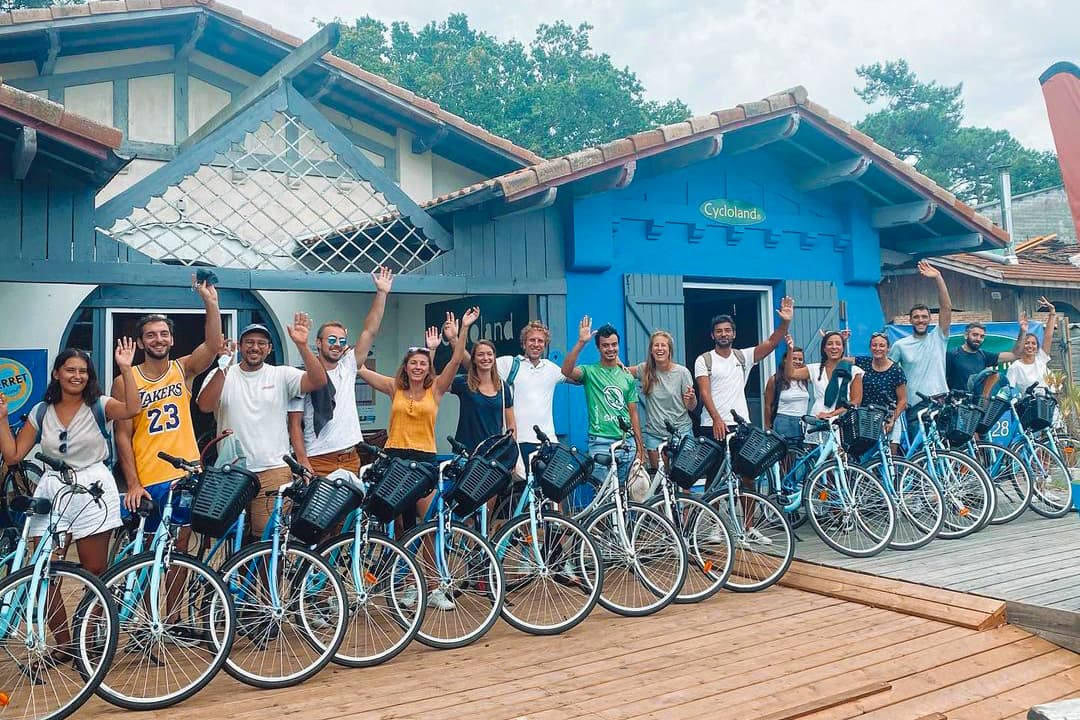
left=642, top=430, right=690, bottom=451
left=772, top=414, right=803, bottom=445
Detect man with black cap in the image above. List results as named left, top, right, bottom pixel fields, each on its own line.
left=197, top=312, right=327, bottom=536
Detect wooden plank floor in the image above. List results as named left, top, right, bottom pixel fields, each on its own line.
left=795, top=511, right=1080, bottom=611
left=79, top=581, right=1080, bottom=720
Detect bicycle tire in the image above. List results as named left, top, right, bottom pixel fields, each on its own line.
left=583, top=501, right=687, bottom=617
left=490, top=510, right=603, bottom=635
left=399, top=521, right=505, bottom=649
left=219, top=541, right=348, bottom=689
left=1023, top=441, right=1074, bottom=518
left=704, top=488, right=794, bottom=592
left=96, top=552, right=234, bottom=710
left=318, top=531, right=427, bottom=666
left=648, top=493, right=734, bottom=603
left=0, top=561, right=119, bottom=720
left=913, top=450, right=993, bottom=539
left=804, top=463, right=896, bottom=558
left=863, top=457, right=944, bottom=551
left=972, top=442, right=1033, bottom=524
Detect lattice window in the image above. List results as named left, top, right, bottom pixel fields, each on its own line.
left=99, top=109, right=442, bottom=274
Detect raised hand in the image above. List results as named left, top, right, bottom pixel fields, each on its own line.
left=216, top=336, right=236, bottom=368
left=682, top=385, right=696, bottom=404
left=785, top=333, right=795, bottom=348
left=372, top=266, right=393, bottom=294
left=917, top=260, right=941, bottom=279
left=1019, top=313, right=1029, bottom=334
left=578, top=316, right=596, bottom=345
left=0, top=394, right=8, bottom=421
left=288, top=312, right=313, bottom=345
left=461, top=306, right=481, bottom=328
left=192, top=274, right=219, bottom=306
left=1039, top=296, right=1056, bottom=314
left=443, top=311, right=460, bottom=341
left=115, top=337, right=137, bottom=369
left=425, top=326, right=441, bottom=351
left=776, top=296, right=795, bottom=323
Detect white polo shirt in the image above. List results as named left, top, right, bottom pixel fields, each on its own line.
left=496, top=355, right=564, bottom=444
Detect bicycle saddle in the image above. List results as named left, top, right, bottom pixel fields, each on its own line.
left=593, top=454, right=614, bottom=467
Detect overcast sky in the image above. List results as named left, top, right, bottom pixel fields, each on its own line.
left=229, top=0, right=1074, bottom=152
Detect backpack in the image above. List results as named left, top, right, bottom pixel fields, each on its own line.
left=32, top=400, right=114, bottom=469
left=698, top=348, right=747, bottom=377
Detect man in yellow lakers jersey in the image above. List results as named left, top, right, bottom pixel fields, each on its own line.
left=112, top=277, right=222, bottom=536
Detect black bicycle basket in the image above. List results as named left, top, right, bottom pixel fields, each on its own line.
left=365, top=458, right=438, bottom=524
left=936, top=403, right=983, bottom=445
left=449, top=457, right=512, bottom=516
left=189, top=464, right=261, bottom=537
left=532, top=444, right=594, bottom=503
left=1017, top=395, right=1056, bottom=431
left=669, top=435, right=725, bottom=489
left=731, top=426, right=787, bottom=478
left=290, top=473, right=366, bottom=545
left=973, top=396, right=1010, bottom=435
left=838, top=407, right=886, bottom=456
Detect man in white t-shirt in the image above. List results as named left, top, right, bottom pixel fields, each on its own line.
left=197, top=314, right=327, bottom=536
left=695, top=296, right=794, bottom=441
left=288, top=268, right=393, bottom=477
left=888, top=261, right=952, bottom=439
left=495, top=320, right=565, bottom=465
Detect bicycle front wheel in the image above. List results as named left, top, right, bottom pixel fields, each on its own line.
left=863, top=458, right=944, bottom=551
left=649, top=493, right=734, bottom=603
left=973, top=442, right=1032, bottom=524
left=584, top=502, right=687, bottom=617
left=96, top=552, right=233, bottom=710
left=220, top=541, right=348, bottom=689
left=805, top=464, right=895, bottom=557
left=400, top=521, right=505, bottom=649
left=0, top=561, right=119, bottom=720
left=916, top=450, right=993, bottom=538
left=1024, top=441, right=1074, bottom=518
left=705, top=489, right=794, bottom=592
left=319, top=531, right=426, bottom=667
left=490, top=510, right=603, bottom=635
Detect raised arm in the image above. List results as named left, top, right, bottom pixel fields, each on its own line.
left=288, top=312, right=328, bottom=395
left=753, top=296, right=794, bottom=363
left=352, top=267, right=393, bottom=365
left=784, top=344, right=811, bottom=382
left=105, top=338, right=141, bottom=421
left=561, top=316, right=595, bottom=383
left=763, top=376, right=777, bottom=429
left=0, top=397, right=38, bottom=465
left=919, top=261, right=952, bottom=335
left=997, top=314, right=1027, bottom=364
left=1041, top=298, right=1057, bottom=354
left=357, top=363, right=397, bottom=397
left=182, top=277, right=223, bottom=378
left=110, top=374, right=142, bottom=508
left=435, top=308, right=479, bottom=395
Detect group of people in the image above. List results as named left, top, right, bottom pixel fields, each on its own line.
left=0, top=261, right=1061, bottom=605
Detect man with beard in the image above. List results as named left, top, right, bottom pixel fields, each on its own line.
left=113, top=276, right=222, bottom=535
left=889, top=261, right=952, bottom=438
left=197, top=313, right=327, bottom=536
left=946, top=320, right=1025, bottom=394
left=288, top=267, right=393, bottom=477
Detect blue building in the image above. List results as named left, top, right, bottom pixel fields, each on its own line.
left=0, top=2, right=1008, bottom=447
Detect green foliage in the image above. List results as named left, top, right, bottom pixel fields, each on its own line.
left=326, top=13, right=690, bottom=158
left=1, top=0, right=83, bottom=9
left=855, top=60, right=1061, bottom=205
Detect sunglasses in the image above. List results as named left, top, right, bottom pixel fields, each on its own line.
left=870, top=331, right=889, bottom=340
left=59, top=430, right=68, bottom=454
left=325, top=335, right=348, bottom=347
left=407, top=347, right=432, bottom=355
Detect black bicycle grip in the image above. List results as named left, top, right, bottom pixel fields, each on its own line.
left=156, top=451, right=185, bottom=469
left=358, top=442, right=383, bottom=457
left=664, top=420, right=678, bottom=436
left=731, top=410, right=747, bottom=425
left=916, top=392, right=931, bottom=402
left=34, top=452, right=69, bottom=472
left=617, top=416, right=631, bottom=432
left=447, top=436, right=468, bottom=455
left=533, top=425, right=549, bottom=444
left=282, top=455, right=306, bottom=476
left=1026, top=382, right=1039, bottom=396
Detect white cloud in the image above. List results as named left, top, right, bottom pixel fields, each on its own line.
left=229, top=0, right=1075, bottom=151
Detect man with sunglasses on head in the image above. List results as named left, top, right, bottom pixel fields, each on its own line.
left=112, top=276, right=222, bottom=538
left=946, top=320, right=1025, bottom=394
left=288, top=267, right=394, bottom=477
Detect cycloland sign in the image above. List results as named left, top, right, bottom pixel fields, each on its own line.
left=698, top=198, right=766, bottom=225
left=0, top=349, right=48, bottom=430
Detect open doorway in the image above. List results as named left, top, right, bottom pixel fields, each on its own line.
left=683, top=284, right=773, bottom=426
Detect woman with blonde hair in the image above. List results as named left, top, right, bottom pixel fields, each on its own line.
left=628, top=330, right=696, bottom=469
left=451, top=338, right=517, bottom=459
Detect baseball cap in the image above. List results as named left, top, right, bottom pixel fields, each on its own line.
left=239, top=323, right=272, bottom=341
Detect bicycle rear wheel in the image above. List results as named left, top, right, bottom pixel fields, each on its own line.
left=1024, top=441, right=1073, bottom=518
left=805, top=464, right=896, bottom=558
left=318, top=531, right=426, bottom=666
left=490, top=510, right=603, bottom=635
left=915, top=451, right=993, bottom=539
left=705, top=489, right=794, bottom=592
left=973, top=442, right=1032, bottom=524
left=649, top=493, right=734, bottom=603
left=584, top=502, right=687, bottom=617
left=219, top=541, right=348, bottom=689
left=863, top=458, right=944, bottom=550
left=400, top=521, right=505, bottom=649
left=96, top=552, right=234, bottom=710
left=0, top=561, right=119, bottom=720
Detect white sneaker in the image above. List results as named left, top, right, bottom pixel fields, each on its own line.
left=427, top=587, right=455, bottom=612
left=398, top=585, right=418, bottom=609
left=745, top=528, right=774, bottom=546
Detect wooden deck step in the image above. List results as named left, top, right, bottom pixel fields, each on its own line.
left=780, top=560, right=1007, bottom=630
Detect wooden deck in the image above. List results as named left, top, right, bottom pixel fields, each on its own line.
left=80, top=565, right=1080, bottom=720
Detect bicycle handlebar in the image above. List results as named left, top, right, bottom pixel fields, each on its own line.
left=34, top=452, right=70, bottom=473
left=446, top=436, right=469, bottom=456
left=731, top=410, right=748, bottom=426
left=533, top=425, right=550, bottom=444
left=282, top=454, right=309, bottom=479
left=156, top=451, right=199, bottom=473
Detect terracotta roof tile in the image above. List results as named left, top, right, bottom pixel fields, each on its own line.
left=533, top=158, right=572, bottom=185
left=0, top=79, right=122, bottom=151
left=630, top=128, right=665, bottom=152
left=498, top=169, right=541, bottom=197
left=58, top=109, right=123, bottom=148
left=712, top=107, right=746, bottom=125
left=0, top=14, right=11, bottom=25
left=124, top=0, right=164, bottom=11
left=659, top=122, right=693, bottom=143
left=599, top=137, right=634, bottom=162
left=87, top=1, right=129, bottom=15
left=687, top=114, right=721, bottom=134
left=763, top=92, right=796, bottom=112
left=565, top=148, right=604, bottom=172
left=51, top=4, right=92, bottom=19
left=160, top=0, right=197, bottom=9
left=738, top=100, right=771, bottom=118
left=0, top=84, right=64, bottom=126
left=11, top=8, right=52, bottom=22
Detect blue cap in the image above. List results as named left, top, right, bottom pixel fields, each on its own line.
left=239, top=323, right=272, bottom=341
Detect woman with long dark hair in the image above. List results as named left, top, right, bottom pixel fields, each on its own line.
left=0, top=342, right=141, bottom=576
left=786, top=331, right=863, bottom=441
left=764, top=341, right=808, bottom=444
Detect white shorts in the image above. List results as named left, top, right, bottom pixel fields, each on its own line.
left=28, top=462, right=122, bottom=541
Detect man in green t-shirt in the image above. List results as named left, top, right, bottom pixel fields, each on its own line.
left=562, top=316, right=644, bottom=484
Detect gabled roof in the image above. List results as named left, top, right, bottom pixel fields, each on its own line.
left=0, top=0, right=542, bottom=173
left=421, top=86, right=1008, bottom=255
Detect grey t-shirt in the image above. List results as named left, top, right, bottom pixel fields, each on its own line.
left=636, top=364, right=694, bottom=438
left=888, top=328, right=948, bottom=400
left=28, top=397, right=110, bottom=470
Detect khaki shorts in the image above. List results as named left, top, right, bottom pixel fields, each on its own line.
left=250, top=465, right=293, bottom=538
